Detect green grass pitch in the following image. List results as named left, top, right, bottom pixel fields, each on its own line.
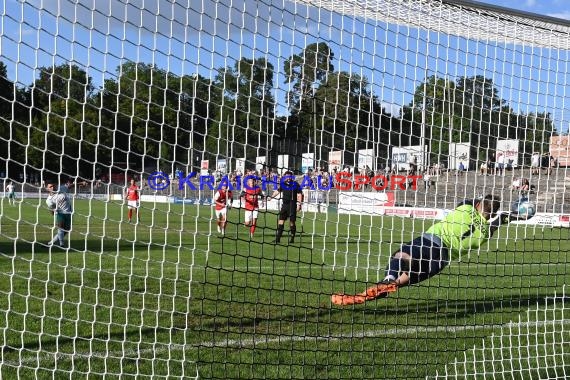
left=0, top=198, right=569, bottom=379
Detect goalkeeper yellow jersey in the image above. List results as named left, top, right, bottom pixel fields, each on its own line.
left=426, top=204, right=490, bottom=260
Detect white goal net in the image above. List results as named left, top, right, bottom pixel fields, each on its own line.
left=0, top=0, right=569, bottom=378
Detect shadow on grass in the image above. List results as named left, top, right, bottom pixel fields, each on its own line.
left=0, top=239, right=162, bottom=256
left=0, top=325, right=167, bottom=356
left=360, top=290, right=569, bottom=320
left=2, top=288, right=567, bottom=357
left=193, top=290, right=567, bottom=333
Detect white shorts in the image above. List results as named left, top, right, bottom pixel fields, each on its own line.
left=244, top=209, right=258, bottom=223
left=128, top=200, right=140, bottom=209
left=215, top=208, right=227, bottom=219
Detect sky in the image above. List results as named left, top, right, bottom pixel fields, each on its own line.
left=476, top=0, right=570, bottom=20
left=0, top=0, right=569, bottom=132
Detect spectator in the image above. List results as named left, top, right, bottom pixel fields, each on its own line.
left=458, top=161, right=465, bottom=175
left=408, top=156, right=418, bottom=175
left=423, top=171, right=431, bottom=190
left=496, top=153, right=505, bottom=176
left=531, top=152, right=540, bottom=175
left=480, top=162, right=488, bottom=176
left=511, top=178, right=520, bottom=192
left=548, top=155, right=556, bottom=175
left=520, top=178, right=531, bottom=195
left=512, top=177, right=531, bottom=196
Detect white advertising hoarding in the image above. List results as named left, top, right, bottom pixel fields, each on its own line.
left=496, top=139, right=519, bottom=168
left=358, top=148, right=375, bottom=171
left=338, top=192, right=395, bottom=215
left=277, top=155, right=290, bottom=174
left=328, top=151, right=342, bottom=172
left=255, top=156, right=266, bottom=173
left=449, top=143, right=471, bottom=171
left=302, top=153, right=314, bottom=173
left=391, top=145, right=427, bottom=172
left=200, top=160, right=209, bottom=176
left=235, top=157, right=246, bottom=174
left=510, top=213, right=570, bottom=227
left=216, top=159, right=227, bottom=174
left=550, top=136, right=570, bottom=167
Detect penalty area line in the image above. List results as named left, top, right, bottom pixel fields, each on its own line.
left=7, top=318, right=570, bottom=368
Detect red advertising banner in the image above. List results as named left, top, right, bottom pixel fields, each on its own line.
left=550, top=136, right=570, bottom=166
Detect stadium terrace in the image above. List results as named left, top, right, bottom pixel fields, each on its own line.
left=147, top=171, right=423, bottom=191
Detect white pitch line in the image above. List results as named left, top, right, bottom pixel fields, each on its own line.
left=4, top=318, right=570, bottom=368
left=201, top=318, right=570, bottom=348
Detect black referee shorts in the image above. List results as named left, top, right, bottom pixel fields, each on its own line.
left=278, top=206, right=297, bottom=222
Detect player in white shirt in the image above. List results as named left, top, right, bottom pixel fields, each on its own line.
left=531, top=152, right=540, bottom=175
left=5, top=181, right=15, bottom=206
left=45, top=182, right=73, bottom=247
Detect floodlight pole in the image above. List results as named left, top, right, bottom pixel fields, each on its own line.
left=191, top=73, right=197, bottom=173
left=419, top=47, right=429, bottom=175
left=312, top=85, right=317, bottom=171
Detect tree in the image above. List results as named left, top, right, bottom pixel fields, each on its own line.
left=0, top=62, right=15, bottom=172
left=407, top=75, right=460, bottom=164
left=455, top=75, right=504, bottom=161
left=101, top=63, right=213, bottom=173
left=284, top=42, right=334, bottom=110
left=408, top=74, right=553, bottom=167
left=516, top=110, right=554, bottom=161
left=23, top=64, right=95, bottom=177
left=213, top=58, right=275, bottom=167
left=312, top=71, right=373, bottom=154
left=283, top=43, right=335, bottom=154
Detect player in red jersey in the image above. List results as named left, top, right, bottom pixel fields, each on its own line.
left=240, top=177, right=265, bottom=239
left=214, top=184, right=233, bottom=236
left=125, top=179, right=141, bottom=223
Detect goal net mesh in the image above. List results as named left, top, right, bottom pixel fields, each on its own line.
left=0, top=0, right=569, bottom=378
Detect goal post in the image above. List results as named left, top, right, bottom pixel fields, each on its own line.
left=0, top=0, right=569, bottom=378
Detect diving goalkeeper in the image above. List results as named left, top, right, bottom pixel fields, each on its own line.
left=332, top=194, right=521, bottom=306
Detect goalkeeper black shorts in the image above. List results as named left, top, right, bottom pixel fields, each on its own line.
left=399, top=235, right=450, bottom=285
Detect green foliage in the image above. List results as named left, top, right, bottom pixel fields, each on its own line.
left=212, top=58, right=276, bottom=163
left=0, top=62, right=14, bottom=165
left=312, top=71, right=379, bottom=154
left=284, top=42, right=334, bottom=109
left=0, top=47, right=558, bottom=178
left=408, top=74, right=554, bottom=165
left=22, top=64, right=95, bottom=176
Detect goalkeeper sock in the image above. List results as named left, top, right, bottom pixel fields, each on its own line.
left=57, top=230, right=66, bottom=245
left=386, top=256, right=410, bottom=280
left=289, top=225, right=296, bottom=242
left=275, top=224, right=284, bottom=242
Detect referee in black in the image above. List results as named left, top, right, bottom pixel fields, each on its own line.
left=270, top=171, right=304, bottom=244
